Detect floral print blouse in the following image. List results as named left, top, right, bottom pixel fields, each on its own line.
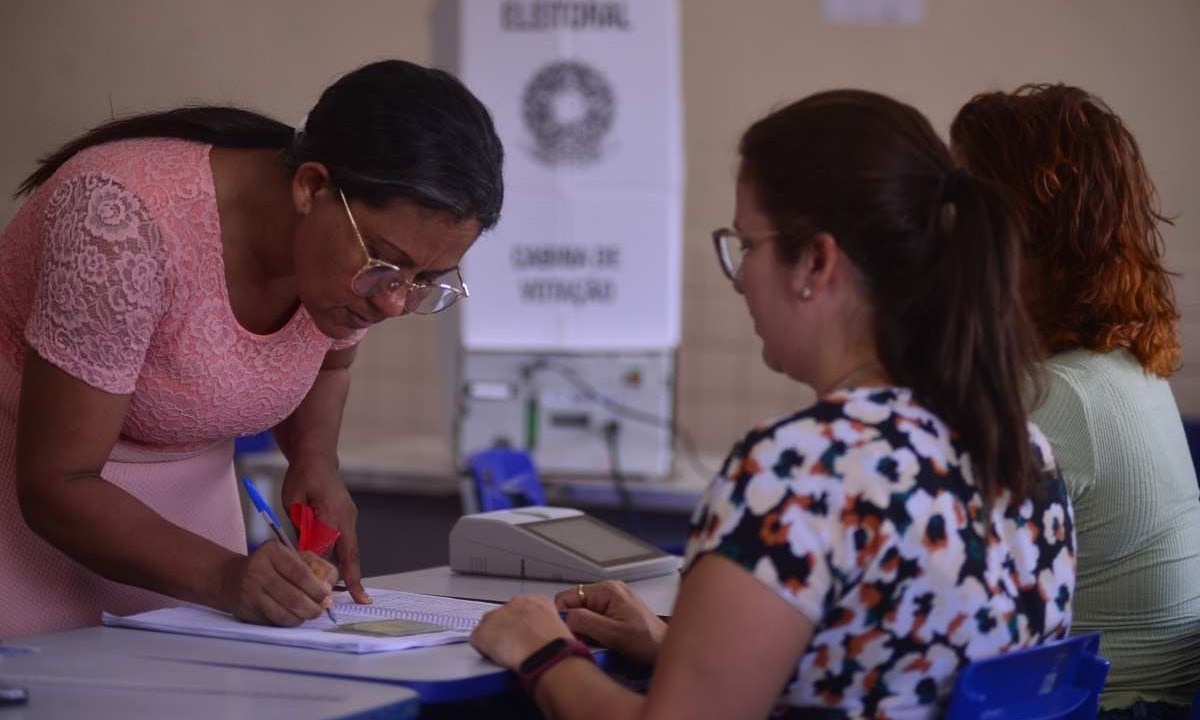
left=683, top=387, right=1076, bottom=719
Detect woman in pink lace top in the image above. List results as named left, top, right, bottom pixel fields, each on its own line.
left=0, top=59, right=503, bottom=636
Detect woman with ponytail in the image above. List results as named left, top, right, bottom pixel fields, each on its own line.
left=953, top=84, right=1199, bottom=717
left=467, top=91, right=1074, bottom=720
left=0, top=59, right=503, bottom=635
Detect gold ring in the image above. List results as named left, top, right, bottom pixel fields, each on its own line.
left=576, top=583, right=586, bottom=602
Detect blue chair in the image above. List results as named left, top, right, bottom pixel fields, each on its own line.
left=234, top=431, right=275, bottom=455
left=945, top=632, right=1109, bottom=720
left=234, top=431, right=280, bottom=552
left=1183, top=418, right=1200, bottom=491
left=467, top=448, right=547, bottom=512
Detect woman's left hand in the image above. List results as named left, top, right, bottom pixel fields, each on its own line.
left=280, top=461, right=370, bottom=605
left=470, top=595, right=573, bottom=670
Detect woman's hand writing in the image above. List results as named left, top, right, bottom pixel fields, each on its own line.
left=220, top=546, right=336, bottom=626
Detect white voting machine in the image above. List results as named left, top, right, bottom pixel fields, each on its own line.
left=449, top=506, right=680, bottom=582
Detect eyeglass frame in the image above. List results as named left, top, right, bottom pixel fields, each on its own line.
left=711, top=227, right=783, bottom=282
left=337, top=188, right=470, bottom=314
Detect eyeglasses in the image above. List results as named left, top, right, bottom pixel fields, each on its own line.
left=338, top=189, right=469, bottom=314
left=711, top=227, right=779, bottom=281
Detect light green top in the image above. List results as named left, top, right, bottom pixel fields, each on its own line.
left=1034, top=349, right=1200, bottom=709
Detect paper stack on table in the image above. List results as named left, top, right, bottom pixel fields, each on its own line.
left=102, top=588, right=498, bottom=654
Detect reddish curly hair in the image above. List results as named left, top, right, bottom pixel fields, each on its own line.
left=950, top=84, right=1180, bottom=377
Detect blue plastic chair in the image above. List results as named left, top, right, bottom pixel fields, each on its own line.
left=1184, top=418, right=1200, bottom=491
left=945, top=632, right=1110, bottom=720
left=467, top=448, right=547, bottom=512
left=234, top=431, right=275, bottom=455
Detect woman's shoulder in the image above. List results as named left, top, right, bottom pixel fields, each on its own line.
left=1041, top=347, right=1174, bottom=426
left=1044, top=347, right=1151, bottom=386
left=48, top=138, right=211, bottom=199
left=727, top=386, right=946, bottom=480
left=759, top=386, right=938, bottom=439
left=38, top=139, right=217, bottom=257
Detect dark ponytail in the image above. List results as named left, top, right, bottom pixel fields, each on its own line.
left=15, top=106, right=293, bottom=198
left=15, top=60, right=504, bottom=230
left=740, top=90, right=1044, bottom=503
left=890, top=170, right=1043, bottom=504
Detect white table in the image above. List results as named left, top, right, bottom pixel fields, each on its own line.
left=5, top=566, right=680, bottom=708
left=0, top=645, right=418, bottom=719
left=6, top=625, right=512, bottom=705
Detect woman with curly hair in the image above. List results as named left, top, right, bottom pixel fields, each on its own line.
left=952, top=84, right=1200, bottom=718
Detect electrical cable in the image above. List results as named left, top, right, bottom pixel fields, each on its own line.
left=602, top=419, right=639, bottom=535
left=523, top=358, right=717, bottom=483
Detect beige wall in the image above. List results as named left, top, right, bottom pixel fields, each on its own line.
left=2, top=1, right=1197, bottom=469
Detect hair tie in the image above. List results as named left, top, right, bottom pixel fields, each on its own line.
left=291, top=113, right=310, bottom=158
left=939, top=167, right=970, bottom=203
left=288, top=113, right=310, bottom=163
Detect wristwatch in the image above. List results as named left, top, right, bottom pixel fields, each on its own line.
left=516, top=637, right=594, bottom=694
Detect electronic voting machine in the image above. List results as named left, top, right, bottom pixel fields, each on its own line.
left=449, top=506, right=680, bottom=582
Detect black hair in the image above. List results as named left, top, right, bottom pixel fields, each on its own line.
left=740, top=90, right=1044, bottom=503
left=16, top=59, right=504, bottom=230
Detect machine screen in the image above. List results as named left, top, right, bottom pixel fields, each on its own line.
left=520, top=516, right=665, bottom=567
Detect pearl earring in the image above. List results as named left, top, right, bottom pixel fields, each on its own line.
left=800, top=286, right=813, bottom=300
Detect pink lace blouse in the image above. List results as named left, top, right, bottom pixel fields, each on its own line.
left=0, top=138, right=361, bottom=451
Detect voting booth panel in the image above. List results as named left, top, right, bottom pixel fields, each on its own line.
left=442, top=0, right=684, bottom=479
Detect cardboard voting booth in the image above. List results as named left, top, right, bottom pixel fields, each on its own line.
left=443, top=0, right=683, bottom=478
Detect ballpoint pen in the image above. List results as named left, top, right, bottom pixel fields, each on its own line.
left=241, top=477, right=338, bottom=625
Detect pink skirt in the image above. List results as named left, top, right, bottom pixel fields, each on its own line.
left=0, top=357, right=246, bottom=638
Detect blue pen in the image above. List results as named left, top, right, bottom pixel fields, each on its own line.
left=241, top=477, right=337, bottom=625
